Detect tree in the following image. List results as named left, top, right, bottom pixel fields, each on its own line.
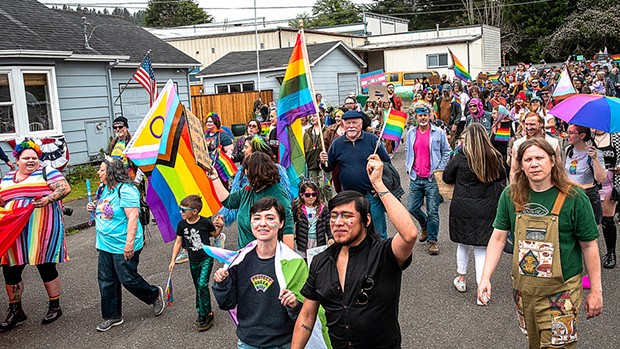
left=367, top=0, right=464, bottom=30
left=144, top=0, right=212, bottom=27
left=290, top=0, right=362, bottom=28
left=543, top=0, right=620, bottom=59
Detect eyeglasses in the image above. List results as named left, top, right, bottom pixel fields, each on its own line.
left=345, top=102, right=354, bottom=105
left=330, top=212, right=356, bottom=222
left=179, top=206, right=195, bottom=213
left=356, top=277, right=374, bottom=305
left=567, top=131, right=581, bottom=135
left=113, top=125, right=124, bottom=130
left=205, top=121, right=214, bottom=124
left=303, top=192, right=318, bottom=198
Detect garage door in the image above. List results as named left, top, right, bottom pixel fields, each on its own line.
left=337, top=73, right=359, bottom=103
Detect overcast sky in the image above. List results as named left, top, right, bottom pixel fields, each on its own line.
left=42, top=0, right=373, bottom=23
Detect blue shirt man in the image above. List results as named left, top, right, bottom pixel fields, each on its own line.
left=405, top=104, right=451, bottom=255
left=320, top=110, right=391, bottom=239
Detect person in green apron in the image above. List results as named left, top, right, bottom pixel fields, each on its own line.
left=478, top=137, right=603, bottom=348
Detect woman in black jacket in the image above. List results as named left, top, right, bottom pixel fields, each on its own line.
left=443, top=123, right=506, bottom=305
left=292, top=181, right=333, bottom=259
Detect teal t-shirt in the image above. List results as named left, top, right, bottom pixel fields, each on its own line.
left=95, top=183, right=144, bottom=254
left=493, top=185, right=599, bottom=280
left=222, top=183, right=294, bottom=249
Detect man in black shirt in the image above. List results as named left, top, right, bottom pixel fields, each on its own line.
left=292, top=155, right=418, bottom=349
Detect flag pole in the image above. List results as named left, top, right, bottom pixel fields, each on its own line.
left=299, top=20, right=328, bottom=171
left=113, top=49, right=152, bottom=105
left=373, top=107, right=390, bottom=154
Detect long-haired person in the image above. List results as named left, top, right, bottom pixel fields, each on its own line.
left=443, top=124, right=505, bottom=304
left=593, top=130, right=620, bottom=269
left=478, top=138, right=602, bottom=348
left=292, top=181, right=333, bottom=258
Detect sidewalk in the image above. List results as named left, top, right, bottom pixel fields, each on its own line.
left=63, top=198, right=92, bottom=231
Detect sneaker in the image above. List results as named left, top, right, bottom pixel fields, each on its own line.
left=175, top=250, right=189, bottom=264
left=195, top=315, right=204, bottom=325
left=197, top=312, right=215, bottom=332
left=418, top=229, right=428, bottom=242
left=153, top=286, right=165, bottom=316
left=427, top=241, right=439, bottom=255
left=453, top=276, right=466, bottom=293
left=96, top=318, right=123, bottom=332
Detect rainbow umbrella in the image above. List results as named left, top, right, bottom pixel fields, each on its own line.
left=549, top=94, right=620, bottom=132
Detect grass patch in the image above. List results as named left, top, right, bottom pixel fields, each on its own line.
left=63, top=164, right=100, bottom=203
left=66, top=229, right=81, bottom=236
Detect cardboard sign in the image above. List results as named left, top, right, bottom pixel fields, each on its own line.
left=427, top=74, right=441, bottom=86
left=369, top=85, right=389, bottom=103
left=184, top=106, right=212, bottom=171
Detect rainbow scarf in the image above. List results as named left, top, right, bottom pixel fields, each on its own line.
left=448, top=49, right=472, bottom=82
left=277, top=30, right=315, bottom=193
left=212, top=147, right=238, bottom=182
left=382, top=109, right=407, bottom=143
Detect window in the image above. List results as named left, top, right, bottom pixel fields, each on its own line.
left=214, top=81, right=255, bottom=94
left=0, top=67, right=61, bottom=140
left=427, top=53, right=449, bottom=68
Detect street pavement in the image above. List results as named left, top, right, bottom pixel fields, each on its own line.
left=1, top=148, right=619, bottom=348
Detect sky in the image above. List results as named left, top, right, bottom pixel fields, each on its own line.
left=42, top=0, right=373, bottom=23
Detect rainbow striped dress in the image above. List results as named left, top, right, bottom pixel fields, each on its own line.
left=0, top=166, right=68, bottom=266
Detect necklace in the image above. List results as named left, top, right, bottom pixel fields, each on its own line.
left=594, top=133, right=609, bottom=147
left=13, top=171, right=31, bottom=183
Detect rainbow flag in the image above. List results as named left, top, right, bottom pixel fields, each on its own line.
left=611, top=54, right=620, bottom=63
left=0, top=204, right=36, bottom=257
left=277, top=30, right=315, bottom=192
left=145, top=92, right=222, bottom=243
left=448, top=49, right=472, bottom=82
left=165, top=273, right=174, bottom=306
left=212, top=147, right=238, bottom=182
left=494, top=127, right=511, bottom=142
left=487, top=74, right=500, bottom=84
left=382, top=109, right=407, bottom=143
left=260, top=122, right=271, bottom=136
left=124, top=80, right=179, bottom=175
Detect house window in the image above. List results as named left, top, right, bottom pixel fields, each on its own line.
left=0, top=67, right=61, bottom=140
left=214, top=82, right=255, bottom=94
left=427, top=53, right=449, bottom=68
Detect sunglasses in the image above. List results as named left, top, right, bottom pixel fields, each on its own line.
left=179, top=206, right=196, bottom=213
left=468, top=105, right=478, bottom=109
left=113, top=125, right=124, bottom=130
left=303, top=192, right=318, bottom=198
left=248, top=124, right=258, bottom=128
left=356, top=277, right=375, bottom=305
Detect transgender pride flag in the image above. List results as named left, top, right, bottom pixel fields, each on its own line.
left=277, top=29, right=316, bottom=192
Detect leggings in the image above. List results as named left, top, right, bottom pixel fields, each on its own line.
left=2, top=263, right=59, bottom=285
left=456, top=243, right=486, bottom=285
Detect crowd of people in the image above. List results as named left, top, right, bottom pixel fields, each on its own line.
left=1, top=59, right=617, bottom=348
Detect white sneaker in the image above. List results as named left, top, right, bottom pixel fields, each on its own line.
left=453, top=276, right=466, bottom=293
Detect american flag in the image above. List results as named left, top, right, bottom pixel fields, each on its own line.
left=132, top=54, right=158, bottom=106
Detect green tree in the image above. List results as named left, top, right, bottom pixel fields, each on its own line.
left=144, top=0, right=212, bottom=27
left=291, top=0, right=363, bottom=28
left=367, top=0, right=464, bottom=30
left=543, top=0, right=620, bottom=59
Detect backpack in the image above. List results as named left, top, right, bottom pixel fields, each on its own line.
left=116, top=183, right=150, bottom=228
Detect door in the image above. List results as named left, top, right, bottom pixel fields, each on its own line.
left=84, top=119, right=110, bottom=157
left=337, top=73, right=359, bottom=103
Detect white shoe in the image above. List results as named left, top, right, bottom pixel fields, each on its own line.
left=453, top=276, right=466, bottom=293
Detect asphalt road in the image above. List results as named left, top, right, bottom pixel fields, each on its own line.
left=1, top=149, right=618, bottom=349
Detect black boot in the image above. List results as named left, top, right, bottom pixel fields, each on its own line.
left=41, top=298, right=62, bottom=324
left=603, top=249, right=616, bottom=269
left=0, top=302, right=27, bottom=332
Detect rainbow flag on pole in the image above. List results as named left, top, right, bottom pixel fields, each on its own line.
left=611, top=54, right=620, bottom=63
left=165, top=272, right=174, bottom=306
left=382, top=109, right=407, bottom=143
left=277, top=29, right=316, bottom=192
left=212, top=147, right=238, bottom=182
left=448, top=49, right=472, bottom=82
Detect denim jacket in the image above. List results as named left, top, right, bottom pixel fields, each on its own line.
left=405, top=124, right=452, bottom=181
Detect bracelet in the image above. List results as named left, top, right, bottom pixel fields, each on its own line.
left=208, top=175, right=219, bottom=181
left=378, top=191, right=390, bottom=197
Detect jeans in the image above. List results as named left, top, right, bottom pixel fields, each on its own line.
left=190, top=258, right=214, bottom=317
left=407, top=177, right=440, bottom=241
left=365, top=193, right=387, bottom=240
left=238, top=340, right=291, bottom=349
left=98, top=248, right=159, bottom=319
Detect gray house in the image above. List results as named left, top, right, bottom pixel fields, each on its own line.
left=0, top=0, right=200, bottom=167
left=197, top=41, right=366, bottom=106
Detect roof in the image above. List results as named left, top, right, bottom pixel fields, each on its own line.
left=356, top=35, right=482, bottom=51
left=198, top=41, right=366, bottom=78
left=0, top=0, right=199, bottom=66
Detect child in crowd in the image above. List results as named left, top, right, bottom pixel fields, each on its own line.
left=292, top=181, right=333, bottom=259
left=169, top=194, right=223, bottom=332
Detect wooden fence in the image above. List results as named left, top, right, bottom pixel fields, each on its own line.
left=191, top=89, right=273, bottom=128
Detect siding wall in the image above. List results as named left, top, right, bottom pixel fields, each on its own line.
left=482, top=25, right=502, bottom=73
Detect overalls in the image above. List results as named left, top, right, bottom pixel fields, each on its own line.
left=512, top=192, right=582, bottom=349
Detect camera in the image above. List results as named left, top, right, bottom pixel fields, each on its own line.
left=63, top=207, right=73, bottom=216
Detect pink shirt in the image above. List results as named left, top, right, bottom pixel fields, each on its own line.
left=413, top=128, right=431, bottom=178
